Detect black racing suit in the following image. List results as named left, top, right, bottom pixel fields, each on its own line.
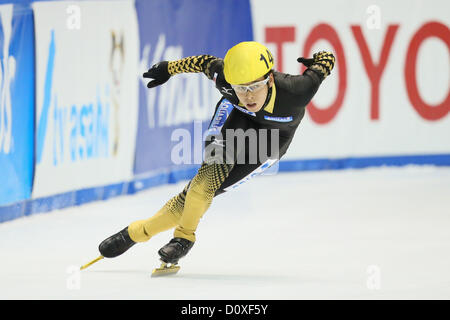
left=135, top=53, right=334, bottom=242
left=201, top=58, right=323, bottom=194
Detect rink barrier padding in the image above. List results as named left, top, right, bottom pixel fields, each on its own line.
left=0, top=165, right=199, bottom=223
left=31, top=0, right=141, bottom=199
left=1, top=0, right=449, bottom=223
left=133, top=0, right=253, bottom=176
left=279, top=154, right=450, bottom=171
left=0, top=0, right=253, bottom=222
left=1, top=153, right=449, bottom=223
left=0, top=2, right=35, bottom=207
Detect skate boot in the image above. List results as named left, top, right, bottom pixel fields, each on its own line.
left=151, top=238, right=194, bottom=277
left=158, top=237, right=194, bottom=264
left=98, top=227, right=136, bottom=258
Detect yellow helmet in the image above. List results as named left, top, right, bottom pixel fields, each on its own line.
left=223, top=41, right=274, bottom=85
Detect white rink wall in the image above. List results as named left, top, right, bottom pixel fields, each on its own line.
left=0, top=0, right=448, bottom=223
left=251, top=0, right=450, bottom=159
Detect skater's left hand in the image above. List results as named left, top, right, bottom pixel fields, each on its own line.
left=297, top=51, right=335, bottom=79
left=297, top=56, right=314, bottom=67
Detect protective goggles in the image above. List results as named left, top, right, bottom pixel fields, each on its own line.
left=231, top=76, right=270, bottom=94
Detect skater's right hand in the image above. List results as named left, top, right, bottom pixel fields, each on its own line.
left=143, top=61, right=171, bottom=88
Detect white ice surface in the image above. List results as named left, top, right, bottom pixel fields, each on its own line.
left=1, top=166, right=450, bottom=300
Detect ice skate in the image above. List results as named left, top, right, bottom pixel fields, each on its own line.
left=151, top=261, right=181, bottom=277
left=98, top=226, right=136, bottom=258
left=151, top=237, right=194, bottom=277
left=80, top=227, right=136, bottom=270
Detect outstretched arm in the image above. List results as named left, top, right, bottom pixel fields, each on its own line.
left=168, top=55, right=218, bottom=78
left=298, top=51, right=335, bottom=81
left=143, top=55, right=220, bottom=88
left=289, top=51, right=335, bottom=105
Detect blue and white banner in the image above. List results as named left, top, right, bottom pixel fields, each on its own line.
left=0, top=3, right=35, bottom=207
left=32, top=0, right=139, bottom=198
left=133, top=0, right=253, bottom=182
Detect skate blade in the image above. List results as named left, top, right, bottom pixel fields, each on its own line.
left=80, top=255, right=104, bottom=270
left=151, top=262, right=180, bottom=277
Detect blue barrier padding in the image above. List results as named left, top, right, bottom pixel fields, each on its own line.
left=0, top=3, right=36, bottom=206
left=1, top=153, right=449, bottom=223
left=279, top=154, right=450, bottom=172
left=0, top=202, right=26, bottom=222
left=129, top=165, right=200, bottom=195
